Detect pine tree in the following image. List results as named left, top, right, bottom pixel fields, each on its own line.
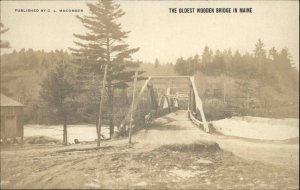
left=253, top=39, right=267, bottom=75
left=201, top=46, right=212, bottom=65
left=69, top=0, right=140, bottom=137
left=254, top=39, right=266, bottom=59
left=174, top=57, right=186, bottom=75
left=40, top=63, right=76, bottom=145
left=0, top=23, right=10, bottom=48
left=201, top=46, right=213, bottom=73
left=269, top=47, right=278, bottom=61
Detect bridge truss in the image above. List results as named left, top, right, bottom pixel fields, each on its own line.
left=121, top=76, right=210, bottom=139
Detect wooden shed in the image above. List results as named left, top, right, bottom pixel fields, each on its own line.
left=0, top=94, right=24, bottom=143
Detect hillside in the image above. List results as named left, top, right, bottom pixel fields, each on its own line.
left=1, top=50, right=178, bottom=99
left=194, top=72, right=299, bottom=119
left=1, top=48, right=298, bottom=125
left=0, top=49, right=180, bottom=124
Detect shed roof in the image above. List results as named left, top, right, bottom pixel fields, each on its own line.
left=0, top=94, right=24, bottom=107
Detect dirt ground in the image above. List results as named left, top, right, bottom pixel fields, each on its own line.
left=1, top=110, right=299, bottom=189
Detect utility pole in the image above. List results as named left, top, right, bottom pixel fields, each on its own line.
left=128, top=71, right=138, bottom=145
left=96, top=64, right=108, bottom=147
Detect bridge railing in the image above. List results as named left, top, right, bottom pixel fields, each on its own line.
left=188, top=76, right=210, bottom=132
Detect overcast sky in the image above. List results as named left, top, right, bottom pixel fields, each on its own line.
left=1, top=1, right=299, bottom=68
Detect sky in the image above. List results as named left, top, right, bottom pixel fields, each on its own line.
left=1, top=1, right=299, bottom=68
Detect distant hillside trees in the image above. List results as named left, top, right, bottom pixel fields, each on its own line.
left=0, top=22, right=11, bottom=96
left=175, top=39, right=298, bottom=85
left=1, top=49, right=73, bottom=123
left=1, top=49, right=171, bottom=125
left=69, top=0, right=140, bottom=137
left=175, top=39, right=298, bottom=118
left=1, top=36, right=298, bottom=122
left=1, top=48, right=70, bottom=72
left=174, top=54, right=200, bottom=75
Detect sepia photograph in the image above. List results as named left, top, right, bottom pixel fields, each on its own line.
left=0, top=0, right=299, bottom=189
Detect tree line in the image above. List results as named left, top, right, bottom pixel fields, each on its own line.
left=175, top=39, right=297, bottom=83
left=174, top=39, right=298, bottom=119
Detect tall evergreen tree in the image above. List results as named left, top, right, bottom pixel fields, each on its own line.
left=269, top=47, right=278, bottom=61
left=253, top=39, right=267, bottom=74
left=0, top=23, right=10, bottom=48
left=201, top=46, right=213, bottom=65
left=279, top=48, right=294, bottom=68
left=201, top=46, right=213, bottom=73
left=69, top=0, right=140, bottom=137
left=174, top=57, right=185, bottom=75
left=254, top=39, right=266, bottom=58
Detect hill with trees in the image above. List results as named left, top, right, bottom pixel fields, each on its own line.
left=0, top=49, right=178, bottom=124
left=174, top=39, right=299, bottom=119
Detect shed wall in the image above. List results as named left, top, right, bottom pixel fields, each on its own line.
left=0, top=106, right=24, bottom=139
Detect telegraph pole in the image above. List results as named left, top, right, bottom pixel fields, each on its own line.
left=128, top=71, right=138, bottom=145
left=96, top=64, right=108, bottom=147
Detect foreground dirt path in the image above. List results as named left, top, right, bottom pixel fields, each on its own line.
left=1, top=110, right=298, bottom=189
left=133, top=110, right=299, bottom=170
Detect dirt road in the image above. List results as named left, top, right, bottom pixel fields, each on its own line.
left=134, top=110, right=299, bottom=170
left=1, top=110, right=298, bottom=189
